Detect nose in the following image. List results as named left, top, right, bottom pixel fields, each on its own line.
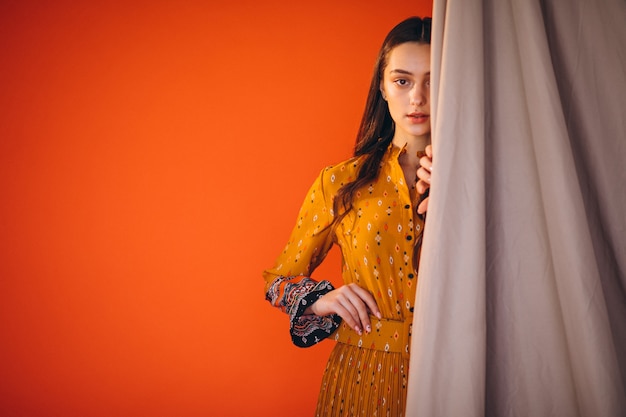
left=410, top=85, right=427, bottom=106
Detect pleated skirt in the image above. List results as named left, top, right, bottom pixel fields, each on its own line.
left=315, top=342, right=409, bottom=417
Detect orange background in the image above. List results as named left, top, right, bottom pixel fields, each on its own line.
left=0, top=1, right=432, bottom=416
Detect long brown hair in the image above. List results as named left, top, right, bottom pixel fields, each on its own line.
left=332, top=17, right=432, bottom=227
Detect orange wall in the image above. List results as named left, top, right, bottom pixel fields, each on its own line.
left=0, top=1, right=432, bottom=416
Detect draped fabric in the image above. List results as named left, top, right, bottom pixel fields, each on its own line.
left=406, top=0, right=626, bottom=416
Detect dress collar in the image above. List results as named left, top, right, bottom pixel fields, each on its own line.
left=386, top=142, right=408, bottom=162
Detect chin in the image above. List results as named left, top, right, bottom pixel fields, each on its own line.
left=404, top=127, right=431, bottom=138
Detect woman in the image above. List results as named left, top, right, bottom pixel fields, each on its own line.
left=264, top=17, right=432, bottom=416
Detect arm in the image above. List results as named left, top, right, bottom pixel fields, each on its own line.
left=263, top=169, right=340, bottom=347
left=264, top=166, right=382, bottom=345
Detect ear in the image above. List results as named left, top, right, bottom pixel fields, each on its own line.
left=380, top=82, right=387, bottom=101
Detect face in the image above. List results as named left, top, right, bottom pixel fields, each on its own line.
left=380, top=42, right=431, bottom=143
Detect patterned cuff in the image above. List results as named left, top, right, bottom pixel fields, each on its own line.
left=289, top=280, right=341, bottom=347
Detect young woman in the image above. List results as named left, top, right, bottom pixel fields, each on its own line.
left=264, top=17, right=432, bottom=416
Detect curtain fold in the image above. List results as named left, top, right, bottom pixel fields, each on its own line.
left=407, top=1, right=626, bottom=416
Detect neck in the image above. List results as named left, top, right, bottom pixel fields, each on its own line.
left=392, top=134, right=430, bottom=167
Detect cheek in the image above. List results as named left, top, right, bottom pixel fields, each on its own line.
left=386, top=86, right=409, bottom=104
left=386, top=101, right=404, bottom=124
left=386, top=92, right=406, bottom=113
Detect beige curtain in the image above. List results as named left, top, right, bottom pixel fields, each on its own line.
left=407, top=0, right=626, bottom=416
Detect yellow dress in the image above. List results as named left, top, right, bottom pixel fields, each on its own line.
left=264, top=144, right=423, bottom=417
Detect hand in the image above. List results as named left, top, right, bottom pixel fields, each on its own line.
left=304, top=283, right=381, bottom=335
left=416, top=144, right=433, bottom=215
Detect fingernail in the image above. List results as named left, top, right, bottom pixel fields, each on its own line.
left=355, top=326, right=362, bottom=335
left=366, top=325, right=371, bottom=333
left=376, top=312, right=382, bottom=319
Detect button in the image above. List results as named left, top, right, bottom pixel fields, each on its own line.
left=406, top=235, right=412, bottom=241
left=404, top=204, right=410, bottom=209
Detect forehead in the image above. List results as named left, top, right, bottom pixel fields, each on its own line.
left=385, top=42, right=431, bottom=74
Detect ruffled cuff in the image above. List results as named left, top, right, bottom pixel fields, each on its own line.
left=288, top=280, right=341, bottom=347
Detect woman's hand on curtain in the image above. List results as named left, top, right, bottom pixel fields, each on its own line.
left=416, top=144, right=433, bottom=214
left=303, top=283, right=381, bottom=335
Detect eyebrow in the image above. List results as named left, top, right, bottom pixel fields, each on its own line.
left=389, top=69, right=430, bottom=76
left=389, top=69, right=413, bottom=75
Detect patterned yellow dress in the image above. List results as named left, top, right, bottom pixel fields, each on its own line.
left=264, top=144, right=423, bottom=417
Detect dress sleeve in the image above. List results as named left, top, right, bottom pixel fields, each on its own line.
left=263, top=168, right=342, bottom=347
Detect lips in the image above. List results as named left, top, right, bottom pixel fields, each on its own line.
left=408, top=112, right=429, bottom=123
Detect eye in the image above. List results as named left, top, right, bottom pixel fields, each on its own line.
left=394, top=79, right=410, bottom=87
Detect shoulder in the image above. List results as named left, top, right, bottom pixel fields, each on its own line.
left=317, top=155, right=364, bottom=190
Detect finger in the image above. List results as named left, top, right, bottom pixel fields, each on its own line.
left=419, top=155, right=433, bottom=172
left=417, top=166, right=431, bottom=184
left=417, top=197, right=429, bottom=214
left=337, top=290, right=368, bottom=334
left=425, top=144, right=433, bottom=158
left=337, top=294, right=366, bottom=334
left=416, top=180, right=430, bottom=195
left=348, top=284, right=381, bottom=331
left=333, top=301, right=362, bottom=335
